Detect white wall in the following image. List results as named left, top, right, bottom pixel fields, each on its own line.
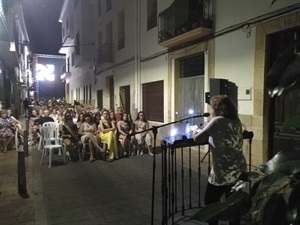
left=139, top=0, right=167, bottom=58
left=215, top=0, right=300, bottom=31
left=214, top=29, right=255, bottom=115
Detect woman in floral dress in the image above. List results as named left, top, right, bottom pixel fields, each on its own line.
left=134, top=111, right=153, bottom=155
left=0, top=109, right=15, bottom=153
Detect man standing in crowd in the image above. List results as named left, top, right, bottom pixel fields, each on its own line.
left=23, top=98, right=30, bottom=114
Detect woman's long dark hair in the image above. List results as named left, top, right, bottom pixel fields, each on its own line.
left=210, top=95, right=238, bottom=120
left=135, top=111, right=148, bottom=123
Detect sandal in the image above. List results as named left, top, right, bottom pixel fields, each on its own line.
left=89, top=158, right=96, bottom=162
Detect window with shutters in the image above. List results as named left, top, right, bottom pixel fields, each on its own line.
left=142, top=80, right=164, bottom=122
left=180, top=53, right=204, bottom=78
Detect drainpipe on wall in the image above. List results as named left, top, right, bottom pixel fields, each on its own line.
left=135, top=0, right=141, bottom=114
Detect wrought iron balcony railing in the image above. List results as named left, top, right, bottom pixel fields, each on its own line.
left=158, top=0, right=213, bottom=48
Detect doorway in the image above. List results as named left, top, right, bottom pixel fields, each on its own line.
left=119, top=85, right=130, bottom=112
left=267, top=28, right=300, bottom=158
left=109, top=76, right=114, bottom=110
left=97, top=89, right=103, bottom=109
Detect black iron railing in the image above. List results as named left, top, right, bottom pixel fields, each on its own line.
left=154, top=131, right=254, bottom=224
left=158, top=0, right=213, bottom=43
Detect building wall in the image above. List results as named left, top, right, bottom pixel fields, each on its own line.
left=60, top=0, right=300, bottom=166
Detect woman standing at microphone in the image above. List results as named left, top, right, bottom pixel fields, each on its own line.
left=193, top=95, right=246, bottom=225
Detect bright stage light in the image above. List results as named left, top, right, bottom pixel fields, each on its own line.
left=170, top=128, right=177, bottom=137
left=36, top=64, right=55, bottom=81
left=188, top=109, right=194, bottom=115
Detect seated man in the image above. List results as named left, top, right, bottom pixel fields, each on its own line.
left=37, top=109, right=54, bottom=126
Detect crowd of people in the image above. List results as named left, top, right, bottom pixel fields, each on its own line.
left=23, top=99, right=154, bottom=162
left=2, top=95, right=248, bottom=224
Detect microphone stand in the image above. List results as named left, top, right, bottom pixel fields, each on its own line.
left=131, top=115, right=208, bottom=225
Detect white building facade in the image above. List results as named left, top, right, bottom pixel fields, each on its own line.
left=59, top=0, right=300, bottom=166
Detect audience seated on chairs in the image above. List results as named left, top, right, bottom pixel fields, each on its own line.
left=117, top=112, right=136, bottom=156
left=134, top=111, right=153, bottom=156
left=78, top=113, right=104, bottom=162
left=98, top=109, right=118, bottom=161
left=0, top=109, right=15, bottom=153
left=61, top=114, right=80, bottom=161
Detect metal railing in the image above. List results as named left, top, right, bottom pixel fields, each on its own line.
left=158, top=0, right=213, bottom=43
left=153, top=130, right=254, bottom=224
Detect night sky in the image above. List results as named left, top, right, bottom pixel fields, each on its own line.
left=21, top=0, right=65, bottom=100
left=22, top=0, right=63, bottom=54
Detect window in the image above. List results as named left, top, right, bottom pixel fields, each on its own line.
left=98, top=31, right=102, bottom=48
left=71, top=51, right=75, bottom=66
left=180, top=53, right=205, bottom=78
left=67, top=57, right=70, bottom=72
left=75, top=32, right=80, bottom=55
left=74, top=0, right=79, bottom=9
left=106, top=0, right=111, bottom=12
left=66, top=17, right=69, bottom=31
left=83, top=86, right=86, bottom=100
left=89, top=84, right=92, bottom=100
left=147, top=0, right=157, bottom=31
left=118, top=9, right=125, bottom=50
left=98, top=0, right=101, bottom=17
left=142, top=80, right=164, bottom=122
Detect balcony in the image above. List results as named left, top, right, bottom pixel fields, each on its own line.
left=96, top=42, right=114, bottom=69
left=158, top=0, right=214, bottom=49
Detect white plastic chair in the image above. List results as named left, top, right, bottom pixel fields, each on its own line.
left=38, top=122, right=60, bottom=151
left=40, top=126, right=66, bottom=168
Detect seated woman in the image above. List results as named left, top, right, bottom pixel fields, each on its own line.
left=0, top=109, right=15, bottom=153
left=134, top=111, right=153, bottom=155
left=61, top=114, right=80, bottom=161
left=76, top=113, right=85, bottom=129
left=29, top=109, right=40, bottom=145
left=79, top=113, right=104, bottom=162
left=98, top=109, right=118, bottom=161
left=117, top=112, right=136, bottom=156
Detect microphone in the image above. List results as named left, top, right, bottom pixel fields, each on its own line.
left=191, top=112, right=210, bottom=118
